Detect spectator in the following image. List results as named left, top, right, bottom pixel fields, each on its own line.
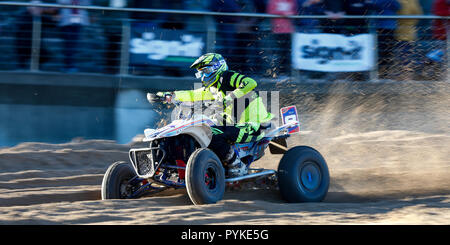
left=57, top=0, right=91, bottom=73
left=128, top=0, right=184, bottom=30
left=266, top=0, right=298, bottom=77
left=97, top=0, right=129, bottom=74
left=321, top=0, right=345, bottom=34
left=417, top=0, right=434, bottom=41
left=296, top=0, right=325, bottom=33
left=14, top=1, right=45, bottom=69
left=395, top=0, right=422, bottom=42
left=209, top=0, right=241, bottom=68
left=14, top=0, right=57, bottom=71
left=421, top=0, right=449, bottom=80
left=341, top=0, right=372, bottom=81
left=251, top=0, right=273, bottom=76
left=127, top=1, right=170, bottom=76
left=394, top=0, right=422, bottom=80
left=343, top=0, right=371, bottom=35
left=370, top=0, right=401, bottom=79
left=295, top=0, right=326, bottom=79
left=183, top=0, right=209, bottom=32
left=431, top=0, right=449, bottom=41
left=128, top=0, right=161, bottom=22
left=234, top=0, right=261, bottom=74
left=159, top=0, right=185, bottom=30
left=321, top=0, right=372, bottom=35
left=267, top=0, right=298, bottom=33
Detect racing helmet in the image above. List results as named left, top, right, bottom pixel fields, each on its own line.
left=190, top=53, right=228, bottom=88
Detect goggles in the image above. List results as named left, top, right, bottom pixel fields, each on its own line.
left=195, top=66, right=215, bottom=79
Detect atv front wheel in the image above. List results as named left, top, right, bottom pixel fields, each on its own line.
left=277, top=146, right=329, bottom=202
left=101, top=161, right=137, bottom=200
left=185, top=148, right=225, bottom=205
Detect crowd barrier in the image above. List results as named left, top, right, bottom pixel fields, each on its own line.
left=0, top=1, right=448, bottom=81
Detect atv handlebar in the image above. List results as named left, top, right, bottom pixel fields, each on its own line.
left=147, top=92, right=232, bottom=125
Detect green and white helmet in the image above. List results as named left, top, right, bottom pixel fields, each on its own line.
left=190, top=53, right=228, bottom=88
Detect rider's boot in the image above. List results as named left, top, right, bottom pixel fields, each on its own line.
left=225, top=148, right=247, bottom=178
left=228, top=158, right=248, bottom=178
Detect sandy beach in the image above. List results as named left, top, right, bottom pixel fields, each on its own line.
left=0, top=81, right=449, bottom=225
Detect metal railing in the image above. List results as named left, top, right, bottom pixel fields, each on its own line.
left=1, top=1, right=448, bottom=19
left=0, top=1, right=448, bottom=81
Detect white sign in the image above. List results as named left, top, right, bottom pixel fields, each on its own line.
left=130, top=33, right=204, bottom=61
left=292, top=33, right=375, bottom=72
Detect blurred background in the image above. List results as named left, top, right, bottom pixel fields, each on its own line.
left=0, top=0, right=448, bottom=146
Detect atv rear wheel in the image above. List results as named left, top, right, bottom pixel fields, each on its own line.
left=101, top=161, right=137, bottom=200
left=185, top=148, right=225, bottom=205
left=277, top=146, right=329, bottom=202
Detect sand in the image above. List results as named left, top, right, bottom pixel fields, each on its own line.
left=0, top=81, right=449, bottom=225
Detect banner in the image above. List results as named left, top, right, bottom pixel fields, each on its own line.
left=129, top=22, right=206, bottom=67
left=292, top=33, right=375, bottom=72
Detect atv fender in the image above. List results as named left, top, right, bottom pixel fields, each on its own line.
left=179, top=124, right=212, bottom=148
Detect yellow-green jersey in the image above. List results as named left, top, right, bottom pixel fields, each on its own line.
left=173, top=70, right=273, bottom=126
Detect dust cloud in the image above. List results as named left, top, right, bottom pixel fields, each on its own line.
left=257, top=80, right=450, bottom=201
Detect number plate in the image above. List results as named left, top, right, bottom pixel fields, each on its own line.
left=280, top=105, right=300, bottom=134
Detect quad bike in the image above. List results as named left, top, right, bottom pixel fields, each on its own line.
left=101, top=94, right=330, bottom=205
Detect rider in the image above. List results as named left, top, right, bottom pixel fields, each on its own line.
left=152, top=53, right=273, bottom=177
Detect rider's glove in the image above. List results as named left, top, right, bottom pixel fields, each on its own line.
left=147, top=92, right=174, bottom=104
left=156, top=92, right=173, bottom=103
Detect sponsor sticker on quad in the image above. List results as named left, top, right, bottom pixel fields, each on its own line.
left=280, top=105, right=300, bottom=134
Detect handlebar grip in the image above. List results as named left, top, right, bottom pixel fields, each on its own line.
left=147, top=93, right=164, bottom=103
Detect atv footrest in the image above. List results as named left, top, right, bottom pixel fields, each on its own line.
left=225, top=169, right=276, bottom=183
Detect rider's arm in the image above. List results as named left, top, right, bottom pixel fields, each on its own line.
left=227, top=75, right=257, bottom=100
left=173, top=87, right=215, bottom=102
